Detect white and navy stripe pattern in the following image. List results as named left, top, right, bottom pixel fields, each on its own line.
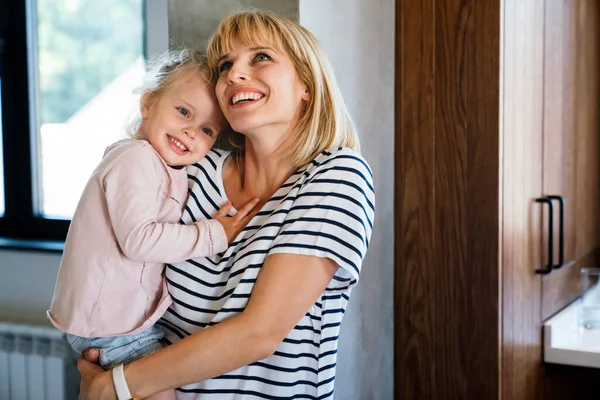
left=159, top=147, right=375, bottom=399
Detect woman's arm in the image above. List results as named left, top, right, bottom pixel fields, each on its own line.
left=81, top=253, right=337, bottom=399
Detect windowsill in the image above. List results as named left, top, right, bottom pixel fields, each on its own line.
left=0, top=237, right=64, bottom=253
left=544, top=288, right=600, bottom=369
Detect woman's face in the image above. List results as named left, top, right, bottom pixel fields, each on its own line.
left=215, top=38, right=308, bottom=142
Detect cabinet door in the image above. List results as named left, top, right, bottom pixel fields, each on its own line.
left=501, top=1, right=545, bottom=398
left=501, top=2, right=600, bottom=399
left=541, top=0, right=600, bottom=321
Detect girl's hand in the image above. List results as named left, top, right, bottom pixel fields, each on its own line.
left=214, top=198, right=260, bottom=244
left=77, top=352, right=117, bottom=400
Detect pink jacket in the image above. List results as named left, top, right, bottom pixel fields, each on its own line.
left=48, top=139, right=227, bottom=337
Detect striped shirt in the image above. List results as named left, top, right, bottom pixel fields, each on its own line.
left=159, top=147, right=375, bottom=399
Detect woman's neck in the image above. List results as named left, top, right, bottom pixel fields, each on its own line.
left=225, top=139, right=295, bottom=208
left=245, top=150, right=292, bottom=193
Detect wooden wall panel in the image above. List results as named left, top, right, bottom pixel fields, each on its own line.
left=395, top=0, right=436, bottom=397
left=395, top=0, right=500, bottom=398
left=433, top=0, right=469, bottom=396
left=465, top=1, right=501, bottom=397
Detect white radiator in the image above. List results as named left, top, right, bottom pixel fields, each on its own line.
left=0, top=322, right=78, bottom=400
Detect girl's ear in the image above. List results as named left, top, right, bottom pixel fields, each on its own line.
left=140, top=93, right=154, bottom=118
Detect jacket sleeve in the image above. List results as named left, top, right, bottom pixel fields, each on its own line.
left=102, top=144, right=227, bottom=262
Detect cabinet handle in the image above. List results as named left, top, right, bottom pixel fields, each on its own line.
left=546, top=195, right=565, bottom=269
left=536, top=197, right=554, bottom=274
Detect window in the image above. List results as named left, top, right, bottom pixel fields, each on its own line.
left=0, top=0, right=149, bottom=242
left=0, top=78, right=4, bottom=217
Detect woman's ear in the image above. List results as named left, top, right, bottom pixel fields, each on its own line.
left=302, top=88, right=310, bottom=102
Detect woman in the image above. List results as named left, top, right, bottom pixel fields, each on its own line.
left=78, top=10, right=375, bottom=399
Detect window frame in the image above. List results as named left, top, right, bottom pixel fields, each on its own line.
left=0, top=0, right=165, bottom=244
left=0, top=0, right=64, bottom=241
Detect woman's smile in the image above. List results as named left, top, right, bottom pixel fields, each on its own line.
left=231, top=91, right=265, bottom=105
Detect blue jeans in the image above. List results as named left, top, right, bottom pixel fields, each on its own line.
left=66, top=325, right=165, bottom=369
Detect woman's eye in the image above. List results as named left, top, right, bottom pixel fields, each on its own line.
left=218, top=61, right=232, bottom=73
left=202, top=127, right=213, bottom=137
left=177, top=108, right=190, bottom=118
left=254, top=53, right=271, bottom=62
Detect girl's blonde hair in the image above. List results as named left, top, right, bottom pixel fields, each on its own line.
left=128, top=48, right=212, bottom=139
left=206, top=10, right=360, bottom=169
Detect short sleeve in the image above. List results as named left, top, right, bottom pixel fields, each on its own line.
left=268, top=149, right=375, bottom=284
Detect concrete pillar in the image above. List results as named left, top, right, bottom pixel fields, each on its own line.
left=301, top=2, right=394, bottom=399
left=167, top=0, right=298, bottom=51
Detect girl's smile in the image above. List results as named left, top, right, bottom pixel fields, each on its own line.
left=141, top=72, right=228, bottom=167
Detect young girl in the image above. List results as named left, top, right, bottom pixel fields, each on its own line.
left=47, top=49, right=258, bottom=400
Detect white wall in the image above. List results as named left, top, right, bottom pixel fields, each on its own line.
left=299, top=1, right=394, bottom=399
left=0, top=249, right=61, bottom=325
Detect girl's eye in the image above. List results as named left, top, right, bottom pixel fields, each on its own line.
left=218, top=61, right=232, bottom=73
left=254, top=53, right=271, bottom=62
left=177, top=108, right=190, bottom=118
left=202, top=127, right=214, bottom=137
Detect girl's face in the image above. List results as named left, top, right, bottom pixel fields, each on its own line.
left=215, top=38, right=308, bottom=144
left=141, top=72, right=228, bottom=167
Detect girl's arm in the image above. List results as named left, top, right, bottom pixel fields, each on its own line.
left=80, top=253, right=337, bottom=399
left=103, top=144, right=227, bottom=261
left=103, top=144, right=253, bottom=262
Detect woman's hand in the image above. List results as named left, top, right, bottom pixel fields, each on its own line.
left=76, top=349, right=117, bottom=400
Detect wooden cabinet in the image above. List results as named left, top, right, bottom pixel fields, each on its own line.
left=541, top=0, right=600, bottom=322
left=395, top=0, right=600, bottom=399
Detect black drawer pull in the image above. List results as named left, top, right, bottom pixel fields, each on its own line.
left=546, top=195, right=565, bottom=269
left=536, top=197, right=553, bottom=274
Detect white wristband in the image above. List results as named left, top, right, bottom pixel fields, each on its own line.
left=112, top=364, right=133, bottom=400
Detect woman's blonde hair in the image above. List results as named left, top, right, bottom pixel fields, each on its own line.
left=128, top=48, right=212, bottom=139
left=206, top=10, right=359, bottom=169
